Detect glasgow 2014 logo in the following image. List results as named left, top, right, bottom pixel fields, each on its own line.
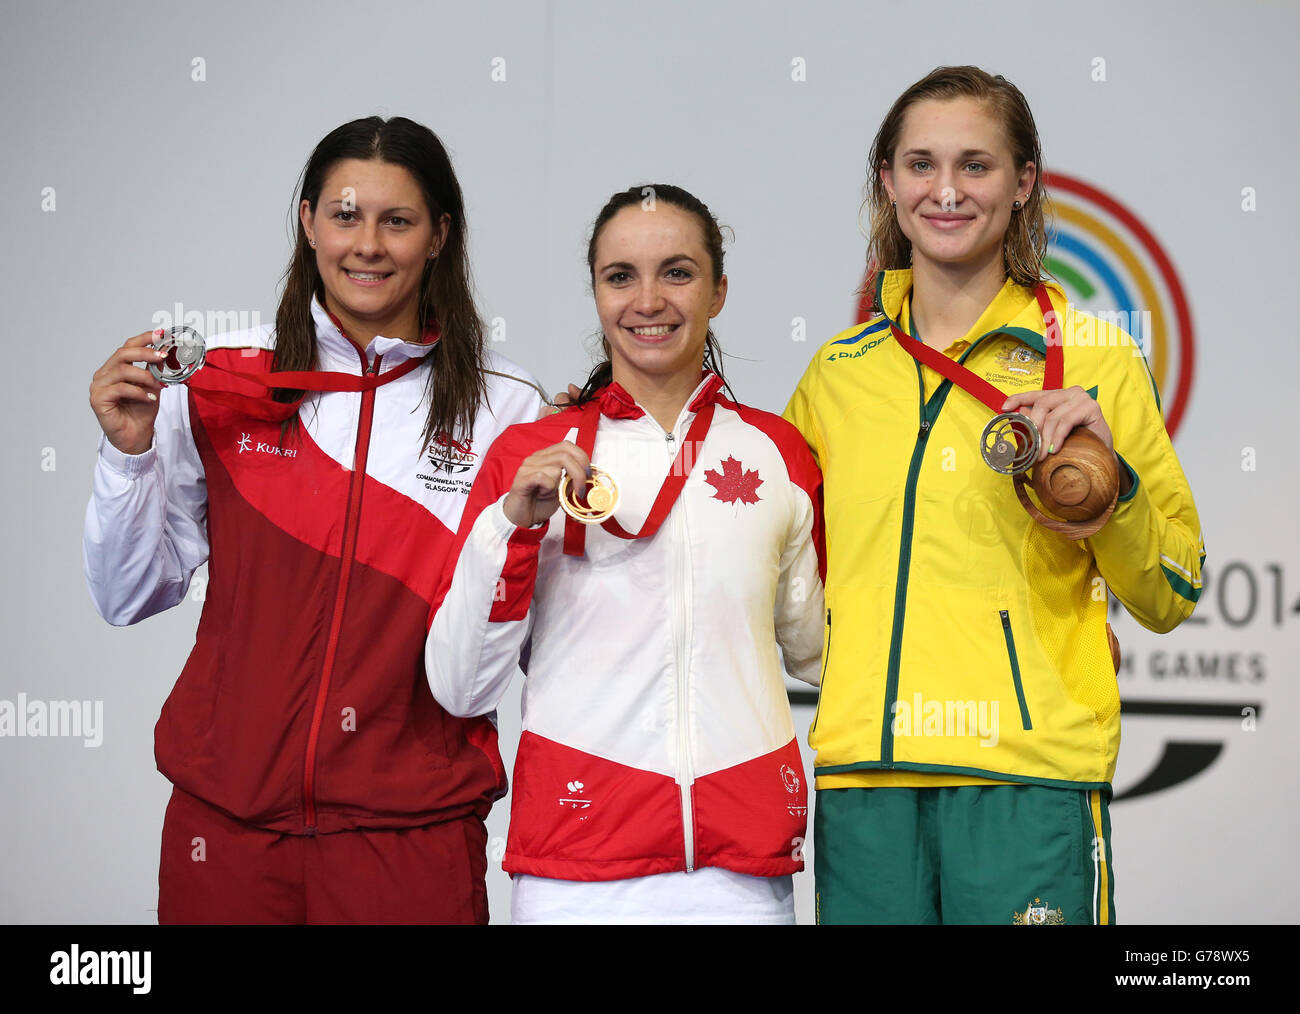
left=1040, top=172, right=1195, bottom=437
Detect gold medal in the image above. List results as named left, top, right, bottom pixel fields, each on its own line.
left=559, top=466, right=620, bottom=525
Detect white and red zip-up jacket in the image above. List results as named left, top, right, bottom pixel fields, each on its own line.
left=83, top=296, right=543, bottom=833
left=426, top=374, right=825, bottom=881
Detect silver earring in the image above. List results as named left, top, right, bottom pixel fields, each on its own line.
left=1013, top=199, right=1022, bottom=210
left=891, top=200, right=897, bottom=208
left=308, top=239, right=316, bottom=248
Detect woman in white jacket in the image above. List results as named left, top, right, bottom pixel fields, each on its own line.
left=427, top=184, right=825, bottom=924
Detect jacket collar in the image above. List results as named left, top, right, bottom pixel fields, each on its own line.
left=309, top=295, right=440, bottom=373
left=874, top=268, right=1066, bottom=355
left=596, top=371, right=724, bottom=421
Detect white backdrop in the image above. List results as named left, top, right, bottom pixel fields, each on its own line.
left=1, top=0, right=1296, bottom=923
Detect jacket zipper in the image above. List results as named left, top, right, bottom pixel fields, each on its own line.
left=667, top=424, right=695, bottom=872
left=999, top=610, right=1033, bottom=730
left=302, top=349, right=382, bottom=831
left=810, top=608, right=831, bottom=732
left=879, top=361, right=953, bottom=765
left=876, top=319, right=1029, bottom=765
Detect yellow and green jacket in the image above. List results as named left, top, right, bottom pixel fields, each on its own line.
left=783, top=270, right=1204, bottom=792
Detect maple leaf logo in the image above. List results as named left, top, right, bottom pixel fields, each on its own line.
left=704, top=456, right=763, bottom=505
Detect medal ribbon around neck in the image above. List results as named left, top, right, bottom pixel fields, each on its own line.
left=562, top=393, right=716, bottom=558
left=185, top=356, right=426, bottom=421
left=151, top=320, right=435, bottom=421
left=889, top=284, right=1063, bottom=473
left=888, top=283, right=1063, bottom=411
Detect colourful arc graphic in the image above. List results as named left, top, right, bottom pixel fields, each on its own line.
left=1043, top=172, right=1195, bottom=437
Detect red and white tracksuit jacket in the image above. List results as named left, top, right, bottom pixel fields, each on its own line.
left=83, top=296, right=543, bottom=833
left=426, top=374, right=826, bottom=881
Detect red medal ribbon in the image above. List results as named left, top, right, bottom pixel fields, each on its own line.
left=889, top=283, right=1063, bottom=411
left=562, top=388, right=716, bottom=558
left=182, top=311, right=438, bottom=421
left=185, top=356, right=427, bottom=421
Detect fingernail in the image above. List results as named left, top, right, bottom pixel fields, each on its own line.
left=147, top=393, right=158, bottom=402
left=1048, top=443, right=1055, bottom=454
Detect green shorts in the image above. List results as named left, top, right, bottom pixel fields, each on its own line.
left=813, top=784, right=1115, bottom=925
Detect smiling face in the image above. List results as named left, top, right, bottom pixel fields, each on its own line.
left=299, top=158, right=450, bottom=344
left=591, top=203, right=727, bottom=394
left=881, top=96, right=1036, bottom=282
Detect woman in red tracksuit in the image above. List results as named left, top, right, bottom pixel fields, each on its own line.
left=84, top=117, right=544, bottom=923
left=427, top=184, right=826, bottom=924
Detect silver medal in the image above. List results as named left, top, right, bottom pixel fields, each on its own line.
left=148, top=325, right=206, bottom=385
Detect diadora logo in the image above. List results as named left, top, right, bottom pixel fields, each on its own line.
left=825, top=332, right=889, bottom=362
left=425, top=432, right=476, bottom=474
left=236, top=432, right=298, bottom=459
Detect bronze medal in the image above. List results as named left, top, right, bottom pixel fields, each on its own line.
left=980, top=412, right=1040, bottom=476
left=892, top=285, right=1115, bottom=538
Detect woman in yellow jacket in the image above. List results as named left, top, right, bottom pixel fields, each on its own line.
left=784, top=66, right=1204, bottom=924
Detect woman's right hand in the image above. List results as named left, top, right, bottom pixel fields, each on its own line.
left=89, top=330, right=169, bottom=456
left=503, top=441, right=592, bottom=528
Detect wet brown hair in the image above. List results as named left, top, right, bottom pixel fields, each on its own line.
left=864, top=65, right=1050, bottom=304
left=274, top=116, right=486, bottom=447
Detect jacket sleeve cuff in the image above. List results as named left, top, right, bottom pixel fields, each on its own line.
left=1115, top=452, right=1140, bottom=505
left=481, top=496, right=547, bottom=622
left=97, top=433, right=157, bottom=479
left=1089, top=451, right=1163, bottom=566
left=484, top=496, right=550, bottom=545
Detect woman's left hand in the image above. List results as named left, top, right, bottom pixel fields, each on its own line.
left=537, top=384, right=583, bottom=420
left=1001, top=386, right=1113, bottom=463
left=1001, top=386, right=1132, bottom=496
